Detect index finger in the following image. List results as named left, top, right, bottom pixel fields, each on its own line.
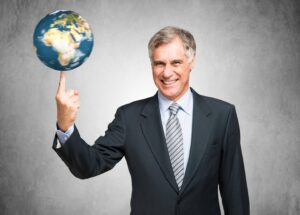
left=57, top=71, right=66, bottom=94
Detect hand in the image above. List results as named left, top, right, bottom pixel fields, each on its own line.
left=55, top=71, right=80, bottom=132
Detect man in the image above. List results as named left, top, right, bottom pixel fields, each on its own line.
left=53, top=26, right=249, bottom=215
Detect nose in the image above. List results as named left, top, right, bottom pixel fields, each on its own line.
left=162, top=64, right=173, bottom=78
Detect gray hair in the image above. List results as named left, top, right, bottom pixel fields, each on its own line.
left=148, top=26, right=196, bottom=63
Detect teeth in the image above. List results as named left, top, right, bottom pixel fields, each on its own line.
left=162, top=80, right=176, bottom=85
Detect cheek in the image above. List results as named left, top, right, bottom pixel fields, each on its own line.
left=152, top=70, right=161, bottom=80
left=152, top=73, right=161, bottom=86
left=152, top=73, right=159, bottom=81
left=181, top=69, right=191, bottom=80
left=151, top=70, right=156, bottom=78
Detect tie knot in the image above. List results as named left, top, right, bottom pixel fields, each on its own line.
left=169, top=103, right=180, bottom=116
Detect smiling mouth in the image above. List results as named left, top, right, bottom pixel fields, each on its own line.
left=161, top=79, right=178, bottom=86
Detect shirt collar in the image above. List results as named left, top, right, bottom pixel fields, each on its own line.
left=157, top=88, right=193, bottom=115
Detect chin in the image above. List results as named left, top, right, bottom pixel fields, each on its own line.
left=160, top=90, right=179, bottom=100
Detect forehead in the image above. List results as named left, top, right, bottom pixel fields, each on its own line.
left=152, top=37, right=187, bottom=60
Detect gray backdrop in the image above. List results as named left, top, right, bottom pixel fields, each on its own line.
left=0, top=0, right=299, bottom=214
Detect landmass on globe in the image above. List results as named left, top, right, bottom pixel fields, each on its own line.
left=33, top=10, right=94, bottom=71
left=42, top=13, right=92, bottom=66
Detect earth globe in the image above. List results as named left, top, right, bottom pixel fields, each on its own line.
left=33, top=10, right=94, bottom=71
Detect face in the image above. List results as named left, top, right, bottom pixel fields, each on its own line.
left=151, top=37, right=195, bottom=101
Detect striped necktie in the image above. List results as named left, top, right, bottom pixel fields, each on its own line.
left=166, top=102, right=184, bottom=190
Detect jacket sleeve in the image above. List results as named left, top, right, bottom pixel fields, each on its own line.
left=52, top=107, right=126, bottom=179
left=219, top=106, right=250, bottom=215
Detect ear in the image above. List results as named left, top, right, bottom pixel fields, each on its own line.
left=190, top=54, right=196, bottom=70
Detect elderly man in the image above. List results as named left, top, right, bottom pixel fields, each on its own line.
left=54, top=26, right=249, bottom=215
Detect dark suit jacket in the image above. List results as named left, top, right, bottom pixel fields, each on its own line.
left=53, top=88, right=249, bottom=215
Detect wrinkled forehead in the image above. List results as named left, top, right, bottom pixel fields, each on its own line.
left=153, top=35, right=184, bottom=49
left=152, top=37, right=187, bottom=60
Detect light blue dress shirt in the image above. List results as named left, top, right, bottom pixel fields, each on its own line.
left=56, top=125, right=74, bottom=145
left=56, top=88, right=194, bottom=170
left=157, top=88, right=193, bottom=172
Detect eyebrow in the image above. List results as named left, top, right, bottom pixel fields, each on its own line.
left=153, top=59, right=183, bottom=63
left=171, top=59, right=183, bottom=64
left=152, top=60, right=165, bottom=65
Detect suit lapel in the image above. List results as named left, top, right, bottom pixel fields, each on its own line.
left=180, top=89, right=213, bottom=194
left=140, top=94, right=179, bottom=192
left=139, top=90, right=213, bottom=194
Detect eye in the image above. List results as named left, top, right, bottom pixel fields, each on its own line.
left=172, top=60, right=182, bottom=66
left=153, top=61, right=165, bottom=67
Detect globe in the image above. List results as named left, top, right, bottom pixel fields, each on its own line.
left=33, top=10, right=94, bottom=71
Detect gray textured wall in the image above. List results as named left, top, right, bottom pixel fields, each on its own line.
left=0, top=0, right=299, bottom=214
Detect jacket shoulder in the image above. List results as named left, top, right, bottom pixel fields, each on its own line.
left=193, top=91, right=236, bottom=115
left=200, top=95, right=234, bottom=109
left=117, top=95, right=155, bottom=114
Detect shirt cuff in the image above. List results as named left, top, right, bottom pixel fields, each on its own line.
left=55, top=124, right=75, bottom=148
